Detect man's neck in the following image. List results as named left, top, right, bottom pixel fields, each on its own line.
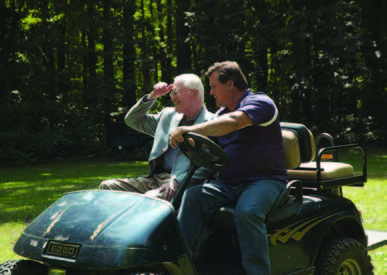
left=226, top=89, right=247, bottom=111
left=184, top=106, right=203, bottom=121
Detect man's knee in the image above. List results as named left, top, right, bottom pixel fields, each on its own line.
left=235, top=207, right=266, bottom=225
left=181, top=185, right=204, bottom=206
left=100, top=179, right=115, bottom=190
left=185, top=185, right=203, bottom=197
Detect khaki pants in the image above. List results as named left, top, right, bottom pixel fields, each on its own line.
left=99, top=172, right=170, bottom=193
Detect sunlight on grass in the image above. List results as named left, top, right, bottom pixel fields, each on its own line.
left=2, top=181, right=30, bottom=188
left=0, top=223, right=26, bottom=261
left=0, top=160, right=150, bottom=264
left=369, top=247, right=387, bottom=275
left=343, top=178, right=387, bottom=231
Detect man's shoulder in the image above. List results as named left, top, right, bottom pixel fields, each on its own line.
left=162, top=106, right=176, bottom=113
left=159, top=107, right=178, bottom=115
left=155, top=107, right=181, bottom=122
left=246, top=91, right=271, bottom=100
left=242, top=91, right=275, bottom=106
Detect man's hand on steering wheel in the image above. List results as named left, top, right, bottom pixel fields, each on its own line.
left=170, top=126, right=191, bottom=148
left=169, top=132, right=228, bottom=206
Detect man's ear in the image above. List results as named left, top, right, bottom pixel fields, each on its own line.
left=227, top=79, right=234, bottom=89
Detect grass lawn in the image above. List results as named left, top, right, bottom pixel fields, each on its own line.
left=0, top=146, right=386, bottom=274
left=342, top=146, right=387, bottom=275
left=0, top=159, right=149, bottom=263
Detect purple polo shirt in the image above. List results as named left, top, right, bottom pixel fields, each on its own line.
left=216, top=90, right=288, bottom=185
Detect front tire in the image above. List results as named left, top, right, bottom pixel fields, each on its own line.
left=315, top=237, right=373, bottom=275
left=0, top=260, right=48, bottom=275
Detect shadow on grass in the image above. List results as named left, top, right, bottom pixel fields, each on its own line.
left=1, top=146, right=385, bottom=224
left=0, top=160, right=148, bottom=224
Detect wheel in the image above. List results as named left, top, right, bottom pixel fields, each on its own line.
left=315, top=237, right=374, bottom=275
left=0, top=260, right=48, bottom=275
left=179, top=132, right=228, bottom=170
left=171, top=132, right=229, bottom=208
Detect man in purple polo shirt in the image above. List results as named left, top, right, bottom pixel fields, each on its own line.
left=170, top=61, right=288, bottom=275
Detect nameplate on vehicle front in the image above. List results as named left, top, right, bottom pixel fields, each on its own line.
left=46, top=241, right=80, bottom=259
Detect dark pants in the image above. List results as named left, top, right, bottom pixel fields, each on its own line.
left=178, top=179, right=285, bottom=275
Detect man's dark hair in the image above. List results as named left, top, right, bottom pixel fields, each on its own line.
left=205, top=61, right=248, bottom=90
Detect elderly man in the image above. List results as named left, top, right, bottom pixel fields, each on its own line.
left=100, top=74, right=214, bottom=201
left=170, top=62, right=288, bottom=274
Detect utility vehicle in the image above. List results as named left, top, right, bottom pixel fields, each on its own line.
left=0, top=122, right=373, bottom=275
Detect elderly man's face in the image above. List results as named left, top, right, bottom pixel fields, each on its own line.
left=170, top=83, right=195, bottom=114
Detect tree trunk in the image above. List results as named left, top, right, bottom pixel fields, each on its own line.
left=122, top=0, right=137, bottom=107
left=175, top=0, right=191, bottom=72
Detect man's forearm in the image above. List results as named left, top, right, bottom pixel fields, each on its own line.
left=184, top=114, right=240, bottom=137
left=170, top=111, right=253, bottom=148
left=188, top=111, right=254, bottom=136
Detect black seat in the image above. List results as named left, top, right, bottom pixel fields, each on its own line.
left=266, top=180, right=303, bottom=226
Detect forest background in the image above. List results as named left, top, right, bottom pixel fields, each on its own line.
left=1, top=0, right=386, bottom=166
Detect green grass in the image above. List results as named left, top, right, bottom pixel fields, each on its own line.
left=343, top=177, right=387, bottom=275
left=341, top=146, right=387, bottom=275
left=0, top=159, right=149, bottom=264
left=0, top=147, right=386, bottom=274
left=0, top=160, right=148, bottom=224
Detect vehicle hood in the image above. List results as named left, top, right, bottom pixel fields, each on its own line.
left=21, top=190, right=175, bottom=246
left=13, top=191, right=189, bottom=268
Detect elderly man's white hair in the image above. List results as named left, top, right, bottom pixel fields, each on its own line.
left=174, top=74, right=204, bottom=103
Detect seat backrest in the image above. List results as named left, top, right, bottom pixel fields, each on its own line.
left=281, top=122, right=316, bottom=169
left=282, top=130, right=301, bottom=169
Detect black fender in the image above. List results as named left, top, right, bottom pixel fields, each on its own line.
left=269, top=204, right=365, bottom=274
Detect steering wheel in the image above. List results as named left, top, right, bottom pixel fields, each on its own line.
left=179, top=132, right=228, bottom=170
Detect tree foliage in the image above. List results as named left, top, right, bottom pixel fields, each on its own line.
left=0, top=0, right=385, bottom=165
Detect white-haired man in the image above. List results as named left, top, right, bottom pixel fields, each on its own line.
left=100, top=74, right=214, bottom=201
